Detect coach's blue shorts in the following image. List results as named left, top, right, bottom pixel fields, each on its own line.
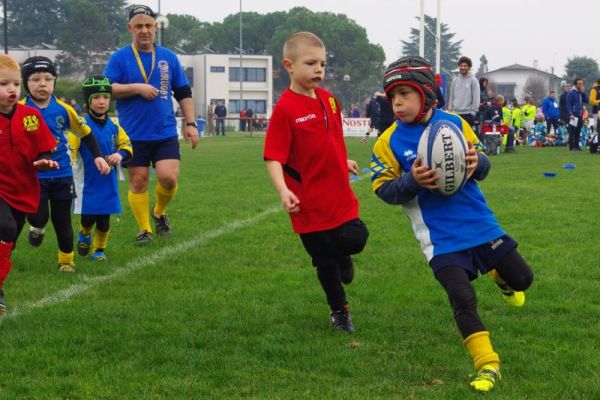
left=429, top=234, right=518, bottom=280
left=127, top=136, right=181, bottom=168
left=39, top=177, right=76, bottom=201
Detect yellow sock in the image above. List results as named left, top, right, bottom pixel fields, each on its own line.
left=153, top=183, right=177, bottom=216
left=488, top=269, right=507, bottom=285
left=93, top=229, right=109, bottom=251
left=80, top=223, right=92, bottom=236
left=128, top=191, right=152, bottom=233
left=58, top=250, right=74, bottom=266
left=464, top=331, right=500, bottom=371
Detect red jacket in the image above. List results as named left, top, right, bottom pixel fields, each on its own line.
left=0, top=104, right=56, bottom=213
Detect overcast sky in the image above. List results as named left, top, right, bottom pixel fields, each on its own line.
left=131, top=0, right=597, bottom=77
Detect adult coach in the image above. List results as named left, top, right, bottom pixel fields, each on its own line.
left=104, top=5, right=199, bottom=244
left=448, top=56, right=480, bottom=129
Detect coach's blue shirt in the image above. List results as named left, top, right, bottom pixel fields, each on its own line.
left=104, top=44, right=189, bottom=142
left=370, top=109, right=504, bottom=261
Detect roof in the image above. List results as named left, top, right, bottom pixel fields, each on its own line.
left=487, top=63, right=560, bottom=79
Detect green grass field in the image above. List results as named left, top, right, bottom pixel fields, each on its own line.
left=1, top=133, right=599, bottom=399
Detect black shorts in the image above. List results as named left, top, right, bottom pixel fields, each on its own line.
left=299, top=218, right=369, bottom=267
left=39, top=177, right=76, bottom=201
left=127, top=137, right=181, bottom=168
left=429, top=234, right=517, bottom=280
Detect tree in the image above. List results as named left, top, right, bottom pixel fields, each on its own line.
left=522, top=76, right=547, bottom=103
left=564, top=56, right=600, bottom=91
left=477, top=54, right=488, bottom=77
left=55, top=0, right=121, bottom=77
left=0, top=0, right=63, bottom=47
left=161, top=14, right=212, bottom=53
left=401, top=14, right=462, bottom=73
left=208, top=7, right=385, bottom=101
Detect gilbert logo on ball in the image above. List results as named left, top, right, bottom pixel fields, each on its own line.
left=417, top=120, right=468, bottom=196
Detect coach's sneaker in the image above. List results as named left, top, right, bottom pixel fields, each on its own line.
left=28, top=227, right=45, bottom=247
left=91, top=250, right=107, bottom=262
left=470, top=364, right=501, bottom=392
left=329, top=307, right=355, bottom=333
left=58, top=262, right=76, bottom=273
left=489, top=269, right=525, bottom=307
left=77, top=232, right=92, bottom=256
left=339, top=256, right=355, bottom=284
left=152, top=210, right=171, bottom=236
left=135, top=230, right=153, bottom=246
left=0, top=288, right=5, bottom=316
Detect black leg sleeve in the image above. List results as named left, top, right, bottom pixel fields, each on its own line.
left=435, top=266, right=485, bottom=339
left=494, top=249, right=534, bottom=292
left=316, top=264, right=347, bottom=311
left=27, top=199, right=50, bottom=229
left=50, top=199, right=73, bottom=253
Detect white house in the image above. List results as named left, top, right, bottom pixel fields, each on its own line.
left=485, top=64, right=562, bottom=103
left=178, top=53, right=273, bottom=130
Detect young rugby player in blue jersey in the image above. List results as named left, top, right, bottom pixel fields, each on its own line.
left=20, top=56, right=110, bottom=272
left=370, top=56, right=534, bottom=392
left=104, top=5, right=199, bottom=245
left=70, top=76, right=132, bottom=262
left=264, top=32, right=368, bottom=333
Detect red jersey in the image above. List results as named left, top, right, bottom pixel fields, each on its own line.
left=264, top=87, right=359, bottom=234
left=0, top=104, right=56, bottom=213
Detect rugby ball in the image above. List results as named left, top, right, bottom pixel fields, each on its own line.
left=417, top=120, right=468, bottom=196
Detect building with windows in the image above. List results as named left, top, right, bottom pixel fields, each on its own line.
left=178, top=53, right=273, bottom=130
left=485, top=64, right=562, bottom=103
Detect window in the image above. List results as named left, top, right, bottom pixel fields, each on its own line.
left=185, top=67, right=194, bottom=87
left=229, top=100, right=267, bottom=114
left=210, top=66, right=225, bottom=73
left=229, top=67, right=267, bottom=82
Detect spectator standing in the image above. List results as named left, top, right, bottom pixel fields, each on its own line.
left=566, top=78, right=589, bottom=151
left=589, top=78, right=600, bottom=131
left=374, top=91, right=394, bottom=135
left=363, top=93, right=380, bottom=140
left=542, top=90, right=559, bottom=134
left=207, top=102, right=215, bottom=136
left=214, top=101, right=227, bottom=135
left=559, top=82, right=572, bottom=124
left=104, top=5, right=199, bottom=244
left=239, top=107, right=247, bottom=131
left=448, top=56, right=480, bottom=129
left=70, top=97, right=82, bottom=114
left=246, top=107, right=254, bottom=133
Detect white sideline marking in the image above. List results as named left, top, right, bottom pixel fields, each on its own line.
left=1, top=173, right=370, bottom=323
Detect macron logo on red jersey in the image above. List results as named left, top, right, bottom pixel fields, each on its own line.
left=295, top=113, right=317, bottom=124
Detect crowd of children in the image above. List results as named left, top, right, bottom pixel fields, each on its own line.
left=0, top=54, right=130, bottom=314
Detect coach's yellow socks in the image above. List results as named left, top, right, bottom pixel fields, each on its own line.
left=154, top=183, right=177, bottom=216
left=464, top=331, right=500, bottom=371
left=128, top=191, right=152, bottom=233
left=93, top=229, right=109, bottom=251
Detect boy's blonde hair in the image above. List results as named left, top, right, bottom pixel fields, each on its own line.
left=0, top=54, right=20, bottom=72
left=283, top=32, right=325, bottom=61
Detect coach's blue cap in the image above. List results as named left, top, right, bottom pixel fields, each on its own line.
left=128, top=5, right=156, bottom=20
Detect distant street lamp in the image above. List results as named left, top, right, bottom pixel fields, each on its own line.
left=343, top=74, right=351, bottom=115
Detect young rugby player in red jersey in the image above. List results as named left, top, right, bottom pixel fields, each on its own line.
left=264, top=32, right=368, bottom=333
left=0, top=54, right=58, bottom=315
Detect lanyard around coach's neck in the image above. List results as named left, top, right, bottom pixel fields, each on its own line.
left=131, top=43, right=155, bottom=84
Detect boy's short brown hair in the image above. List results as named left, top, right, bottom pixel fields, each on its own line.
left=0, top=54, right=20, bottom=72
left=283, top=32, right=325, bottom=61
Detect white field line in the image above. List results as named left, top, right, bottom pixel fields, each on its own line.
left=1, top=173, right=371, bottom=323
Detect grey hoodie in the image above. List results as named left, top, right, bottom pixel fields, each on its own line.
left=448, top=72, right=480, bottom=115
